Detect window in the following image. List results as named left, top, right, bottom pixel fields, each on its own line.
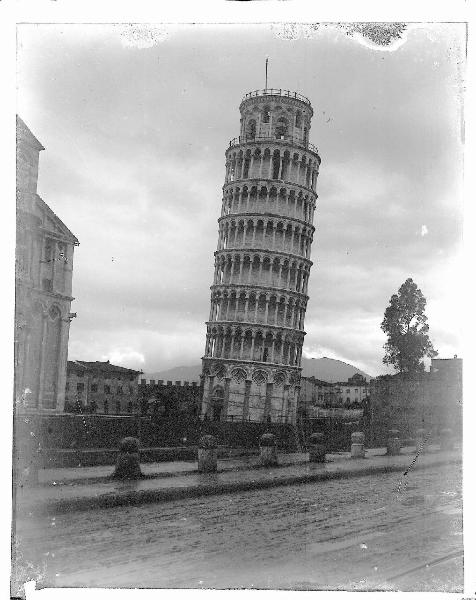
left=42, top=278, right=53, bottom=292
left=129, top=385, right=134, bottom=394
left=263, top=106, right=271, bottom=123
left=91, top=384, right=98, bottom=393
left=275, top=117, right=288, bottom=139
left=44, top=239, right=53, bottom=262
left=104, top=385, right=111, bottom=394
left=127, top=401, right=133, bottom=414
left=116, top=401, right=121, bottom=413
left=346, top=389, right=350, bottom=394
left=355, top=388, right=358, bottom=393
left=247, top=119, right=256, bottom=139
left=295, top=112, right=302, bottom=128
left=104, top=400, right=109, bottom=414
left=58, top=242, right=67, bottom=263
left=77, top=382, right=85, bottom=393
left=117, top=387, right=123, bottom=395
left=65, top=382, right=69, bottom=391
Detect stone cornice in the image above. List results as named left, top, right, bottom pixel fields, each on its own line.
left=206, top=320, right=306, bottom=338
left=210, top=282, right=309, bottom=301
left=226, top=138, right=320, bottom=161
left=218, top=212, right=315, bottom=233
left=222, top=178, right=318, bottom=200
left=214, top=247, right=313, bottom=267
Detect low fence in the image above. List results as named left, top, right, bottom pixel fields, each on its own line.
left=13, top=413, right=301, bottom=453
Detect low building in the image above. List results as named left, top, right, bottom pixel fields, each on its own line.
left=299, top=374, right=367, bottom=420
left=299, top=376, right=339, bottom=416
left=369, top=356, right=463, bottom=439
left=335, top=373, right=370, bottom=406
left=15, top=116, right=79, bottom=412
left=65, top=360, right=143, bottom=414
left=138, top=379, right=201, bottom=418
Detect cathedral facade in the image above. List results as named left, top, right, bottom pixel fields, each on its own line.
left=201, top=89, right=320, bottom=423
left=15, top=117, right=79, bottom=412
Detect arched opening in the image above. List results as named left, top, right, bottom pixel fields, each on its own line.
left=263, top=106, right=271, bottom=124
left=275, top=117, right=288, bottom=139
left=295, top=111, right=302, bottom=128
left=272, top=150, right=281, bottom=179
left=247, top=119, right=256, bottom=140
left=211, top=386, right=225, bottom=422
left=243, top=151, right=251, bottom=179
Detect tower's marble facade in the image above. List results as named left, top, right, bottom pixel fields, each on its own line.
left=201, top=89, right=321, bottom=423
left=15, top=116, right=79, bottom=412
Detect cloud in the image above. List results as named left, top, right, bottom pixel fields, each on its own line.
left=17, top=23, right=465, bottom=374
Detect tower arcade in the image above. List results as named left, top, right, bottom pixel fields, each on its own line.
left=201, top=89, right=321, bottom=423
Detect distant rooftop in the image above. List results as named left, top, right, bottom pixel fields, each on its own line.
left=68, top=360, right=143, bottom=375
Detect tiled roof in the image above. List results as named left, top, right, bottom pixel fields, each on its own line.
left=67, top=360, right=142, bottom=375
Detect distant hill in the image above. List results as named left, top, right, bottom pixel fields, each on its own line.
left=301, top=357, right=370, bottom=382
left=144, top=357, right=370, bottom=384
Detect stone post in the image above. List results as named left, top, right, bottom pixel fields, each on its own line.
left=259, top=432, right=278, bottom=467
left=386, top=429, right=401, bottom=456
left=16, top=433, right=41, bottom=487
left=198, top=434, right=218, bottom=473
left=350, top=431, right=365, bottom=459
left=112, top=437, right=142, bottom=479
left=415, top=428, right=427, bottom=454
left=308, top=432, right=326, bottom=463
left=439, top=428, right=454, bottom=451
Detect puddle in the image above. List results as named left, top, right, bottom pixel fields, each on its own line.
left=400, top=495, right=425, bottom=506
left=306, top=531, right=384, bottom=554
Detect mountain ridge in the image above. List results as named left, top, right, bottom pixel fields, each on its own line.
left=143, top=356, right=371, bottom=383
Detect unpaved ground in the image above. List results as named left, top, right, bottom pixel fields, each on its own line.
left=13, top=463, right=462, bottom=592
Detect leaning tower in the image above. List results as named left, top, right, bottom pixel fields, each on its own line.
left=201, top=88, right=320, bottom=424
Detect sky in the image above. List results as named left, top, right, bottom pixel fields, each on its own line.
left=16, top=22, right=465, bottom=377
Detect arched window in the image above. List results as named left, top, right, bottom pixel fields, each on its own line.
left=212, top=386, right=224, bottom=422
left=104, top=400, right=109, bottom=414
left=127, top=401, right=133, bottom=414
left=44, top=238, right=53, bottom=262
left=247, top=119, right=256, bottom=140
left=295, top=112, right=302, bottom=128
left=263, top=106, right=271, bottom=124
left=116, top=400, right=121, bottom=414
left=275, top=117, right=288, bottom=139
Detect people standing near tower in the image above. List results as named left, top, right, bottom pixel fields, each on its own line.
left=201, top=88, right=320, bottom=424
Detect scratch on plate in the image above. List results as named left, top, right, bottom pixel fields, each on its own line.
left=118, top=24, right=169, bottom=49
left=271, top=22, right=408, bottom=51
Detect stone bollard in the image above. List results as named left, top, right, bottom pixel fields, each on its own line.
left=439, top=428, right=454, bottom=451
left=198, top=435, right=218, bottom=473
left=350, top=431, right=365, bottom=459
left=309, top=432, right=326, bottom=463
left=386, top=429, right=401, bottom=456
left=415, top=428, right=427, bottom=454
left=112, top=437, right=143, bottom=479
left=259, top=433, right=278, bottom=467
left=16, top=443, right=40, bottom=487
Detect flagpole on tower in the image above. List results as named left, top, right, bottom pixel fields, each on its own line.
left=265, top=57, right=268, bottom=90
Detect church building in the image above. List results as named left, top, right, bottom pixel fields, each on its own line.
left=15, top=116, right=79, bottom=412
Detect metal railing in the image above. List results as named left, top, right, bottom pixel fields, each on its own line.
left=228, top=134, right=319, bottom=155
left=241, top=89, right=312, bottom=106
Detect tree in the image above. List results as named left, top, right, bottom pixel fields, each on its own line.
left=381, top=278, right=437, bottom=374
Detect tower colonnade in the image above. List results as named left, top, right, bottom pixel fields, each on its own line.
left=201, top=89, right=320, bottom=424
left=221, top=182, right=316, bottom=224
